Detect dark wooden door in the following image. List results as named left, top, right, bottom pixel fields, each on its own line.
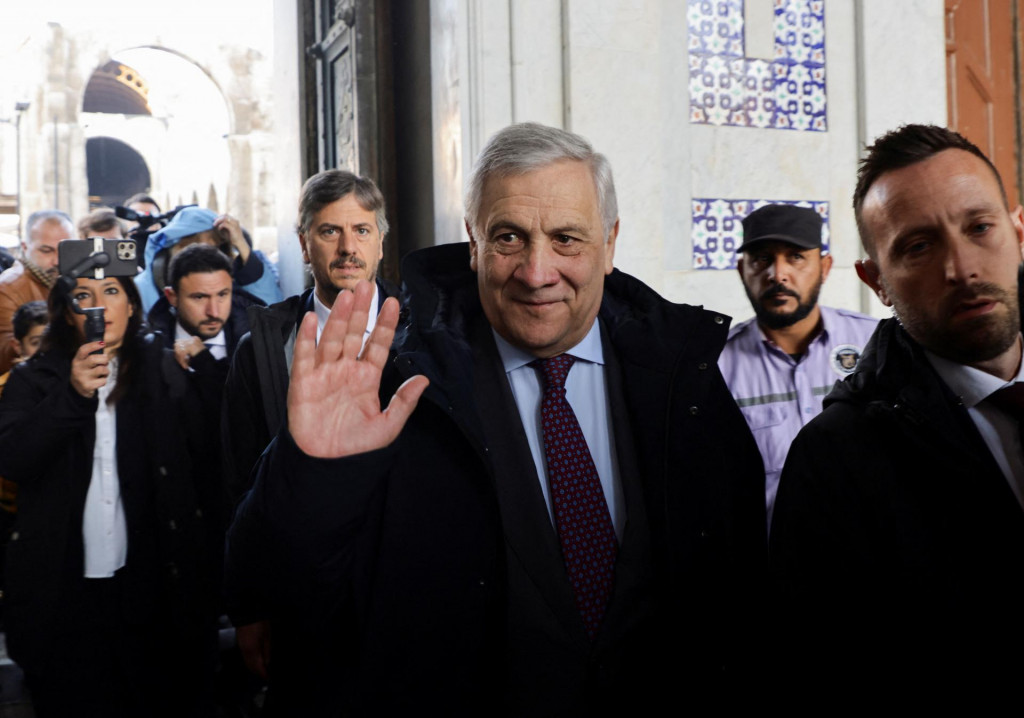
left=302, top=0, right=399, bottom=280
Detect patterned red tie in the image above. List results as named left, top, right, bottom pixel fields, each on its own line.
left=532, top=354, right=618, bottom=639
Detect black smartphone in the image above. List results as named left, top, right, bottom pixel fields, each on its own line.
left=58, top=238, right=139, bottom=278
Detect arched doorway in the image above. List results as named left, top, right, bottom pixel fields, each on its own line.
left=81, top=60, right=154, bottom=208
left=85, top=137, right=151, bottom=209
left=80, top=48, right=231, bottom=213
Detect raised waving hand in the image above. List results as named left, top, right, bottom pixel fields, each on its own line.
left=287, top=280, right=428, bottom=458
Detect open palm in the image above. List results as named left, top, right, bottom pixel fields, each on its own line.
left=287, top=281, right=428, bottom=458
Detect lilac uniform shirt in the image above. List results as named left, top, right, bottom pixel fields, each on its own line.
left=718, top=306, right=879, bottom=528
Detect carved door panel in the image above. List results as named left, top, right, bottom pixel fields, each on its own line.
left=308, top=0, right=359, bottom=172
left=303, top=0, right=398, bottom=277
left=946, top=0, right=1023, bottom=202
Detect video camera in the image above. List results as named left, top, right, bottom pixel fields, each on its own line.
left=115, top=204, right=196, bottom=266
left=56, top=238, right=139, bottom=353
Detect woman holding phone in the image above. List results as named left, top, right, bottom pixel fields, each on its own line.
left=0, top=268, right=224, bottom=717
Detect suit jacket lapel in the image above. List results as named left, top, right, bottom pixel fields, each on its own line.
left=595, top=323, right=654, bottom=649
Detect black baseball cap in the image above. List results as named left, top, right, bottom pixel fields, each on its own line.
left=738, top=204, right=823, bottom=253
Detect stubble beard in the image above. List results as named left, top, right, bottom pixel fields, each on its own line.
left=887, top=279, right=1021, bottom=365
left=179, top=314, right=224, bottom=341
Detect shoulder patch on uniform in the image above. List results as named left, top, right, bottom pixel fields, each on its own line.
left=830, top=344, right=862, bottom=377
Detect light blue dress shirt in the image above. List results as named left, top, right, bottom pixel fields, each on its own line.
left=492, top=322, right=625, bottom=540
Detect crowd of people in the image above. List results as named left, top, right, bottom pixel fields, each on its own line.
left=0, top=119, right=1021, bottom=716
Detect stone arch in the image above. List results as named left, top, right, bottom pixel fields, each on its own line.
left=80, top=46, right=232, bottom=219
left=113, top=45, right=235, bottom=131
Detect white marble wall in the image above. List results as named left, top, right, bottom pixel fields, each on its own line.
left=455, top=0, right=947, bottom=322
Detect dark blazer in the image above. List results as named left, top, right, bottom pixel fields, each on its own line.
left=0, top=335, right=225, bottom=677
left=222, top=278, right=398, bottom=508
left=226, top=243, right=766, bottom=715
left=770, top=317, right=1024, bottom=702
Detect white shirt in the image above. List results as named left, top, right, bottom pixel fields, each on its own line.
left=313, top=284, right=379, bottom=349
left=82, top=357, right=128, bottom=578
left=927, top=342, right=1024, bottom=509
left=175, top=322, right=227, bottom=361
left=492, top=322, right=625, bottom=540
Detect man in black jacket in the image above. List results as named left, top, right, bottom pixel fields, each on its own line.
left=222, top=169, right=397, bottom=684
left=147, top=243, right=262, bottom=365
left=771, top=124, right=1024, bottom=702
left=226, top=123, right=765, bottom=715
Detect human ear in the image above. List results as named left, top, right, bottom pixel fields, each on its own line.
left=854, top=258, right=891, bottom=306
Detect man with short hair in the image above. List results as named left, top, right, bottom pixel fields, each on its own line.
left=221, top=169, right=399, bottom=688
left=0, top=210, right=74, bottom=374
left=147, top=244, right=261, bottom=365
left=226, top=123, right=765, bottom=714
left=770, top=124, right=1024, bottom=697
left=77, top=207, right=126, bottom=239
left=719, top=204, right=877, bottom=526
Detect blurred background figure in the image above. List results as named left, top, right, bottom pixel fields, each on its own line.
left=0, top=300, right=46, bottom=391
left=76, top=207, right=126, bottom=240
left=0, top=210, right=74, bottom=375
left=123, top=194, right=161, bottom=226
left=0, top=300, right=48, bottom=629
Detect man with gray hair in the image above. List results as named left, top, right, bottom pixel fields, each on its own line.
left=226, top=123, right=764, bottom=714
left=0, top=210, right=74, bottom=374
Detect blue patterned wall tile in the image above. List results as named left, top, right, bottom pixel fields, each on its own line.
left=692, top=198, right=830, bottom=269
left=688, top=0, right=827, bottom=132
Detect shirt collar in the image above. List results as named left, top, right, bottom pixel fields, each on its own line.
left=313, top=282, right=379, bottom=342
left=492, top=319, right=605, bottom=373
left=925, top=336, right=1024, bottom=409
left=174, top=321, right=226, bottom=348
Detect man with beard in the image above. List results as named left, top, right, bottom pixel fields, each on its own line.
left=770, top=124, right=1024, bottom=703
left=147, top=244, right=262, bottom=366
left=719, top=203, right=877, bottom=527
left=0, top=210, right=74, bottom=374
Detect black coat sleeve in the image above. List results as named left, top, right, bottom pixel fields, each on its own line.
left=0, top=359, right=97, bottom=482
left=767, top=406, right=902, bottom=691
left=221, top=333, right=271, bottom=508
left=224, top=428, right=394, bottom=626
